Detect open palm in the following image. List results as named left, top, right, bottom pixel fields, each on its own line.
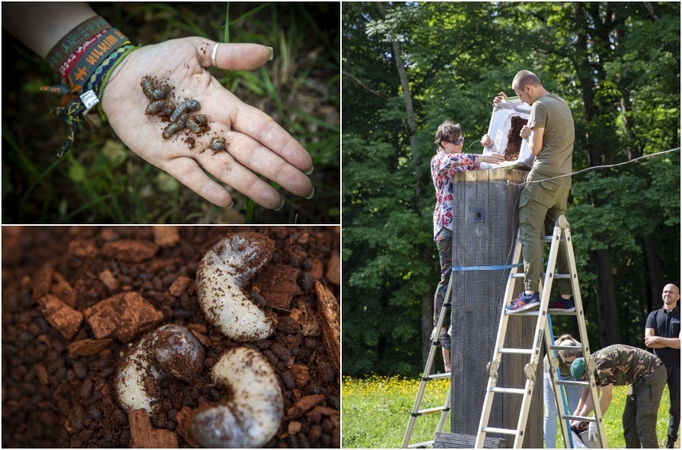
left=101, top=37, right=313, bottom=209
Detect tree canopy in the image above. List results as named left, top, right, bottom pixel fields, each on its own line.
left=342, top=2, right=680, bottom=377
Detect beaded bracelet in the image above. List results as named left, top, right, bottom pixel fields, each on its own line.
left=42, top=28, right=137, bottom=157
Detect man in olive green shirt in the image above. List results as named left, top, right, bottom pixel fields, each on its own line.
left=495, top=70, right=576, bottom=314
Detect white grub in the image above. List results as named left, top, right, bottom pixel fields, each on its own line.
left=196, top=233, right=275, bottom=342
left=190, top=347, right=284, bottom=448
left=116, top=324, right=204, bottom=415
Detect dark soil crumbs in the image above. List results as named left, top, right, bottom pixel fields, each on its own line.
left=504, top=115, right=527, bottom=161
left=2, top=226, right=340, bottom=448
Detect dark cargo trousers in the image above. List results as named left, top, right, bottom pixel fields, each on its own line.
left=623, top=364, right=667, bottom=448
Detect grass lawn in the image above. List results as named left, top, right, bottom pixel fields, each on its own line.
left=342, top=375, right=678, bottom=448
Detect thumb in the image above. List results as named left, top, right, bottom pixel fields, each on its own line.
left=200, top=41, right=273, bottom=70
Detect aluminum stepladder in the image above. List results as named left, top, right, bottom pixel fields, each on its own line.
left=475, top=215, right=607, bottom=448
left=401, top=273, right=453, bottom=448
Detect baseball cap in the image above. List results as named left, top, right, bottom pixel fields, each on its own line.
left=570, top=357, right=586, bottom=380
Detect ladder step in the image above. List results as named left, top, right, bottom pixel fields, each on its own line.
left=407, top=440, right=434, bottom=448
left=540, top=236, right=554, bottom=242
left=549, top=344, right=582, bottom=351
left=424, top=372, right=450, bottom=381
left=555, top=379, right=590, bottom=388
left=418, top=405, right=449, bottom=415
left=511, top=272, right=571, bottom=279
left=498, top=348, right=533, bottom=355
left=562, top=414, right=597, bottom=423
left=481, top=426, right=519, bottom=436
left=491, top=387, right=526, bottom=395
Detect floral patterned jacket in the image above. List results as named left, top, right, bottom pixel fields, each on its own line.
left=431, top=150, right=482, bottom=239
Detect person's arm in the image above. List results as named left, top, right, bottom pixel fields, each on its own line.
left=645, top=328, right=681, bottom=349
left=598, top=384, right=611, bottom=416
left=520, top=125, right=544, bottom=157
left=2, top=3, right=97, bottom=58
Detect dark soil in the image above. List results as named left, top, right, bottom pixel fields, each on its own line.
left=504, top=115, right=527, bottom=161
left=2, top=226, right=340, bottom=448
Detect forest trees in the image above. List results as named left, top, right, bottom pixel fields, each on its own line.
left=342, top=2, right=680, bottom=377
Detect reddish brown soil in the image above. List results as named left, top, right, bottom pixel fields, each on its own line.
left=2, top=226, right=340, bottom=448
left=504, top=115, right=528, bottom=161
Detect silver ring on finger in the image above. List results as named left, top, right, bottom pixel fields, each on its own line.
left=211, top=42, right=221, bottom=67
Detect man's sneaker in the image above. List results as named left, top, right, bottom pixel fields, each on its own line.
left=505, top=291, right=540, bottom=313
left=548, top=295, right=576, bottom=312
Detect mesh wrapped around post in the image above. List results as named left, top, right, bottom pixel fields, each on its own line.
left=447, top=168, right=542, bottom=448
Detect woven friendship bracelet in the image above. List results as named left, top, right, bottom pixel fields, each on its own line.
left=66, top=28, right=131, bottom=90
left=46, top=15, right=110, bottom=71
left=58, top=29, right=110, bottom=80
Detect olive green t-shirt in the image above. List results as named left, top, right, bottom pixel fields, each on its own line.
left=528, top=93, right=574, bottom=174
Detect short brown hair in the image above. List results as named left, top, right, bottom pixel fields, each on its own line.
left=555, top=333, right=582, bottom=361
left=434, top=121, right=462, bottom=149
left=512, top=70, right=543, bottom=91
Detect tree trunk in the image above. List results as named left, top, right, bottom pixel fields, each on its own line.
left=643, top=233, right=664, bottom=314
left=593, top=249, right=621, bottom=346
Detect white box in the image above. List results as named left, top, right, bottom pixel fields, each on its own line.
left=482, top=98, right=534, bottom=170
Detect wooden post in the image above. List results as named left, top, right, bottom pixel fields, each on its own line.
left=448, top=168, right=542, bottom=448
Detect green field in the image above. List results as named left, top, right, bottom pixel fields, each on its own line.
left=342, top=375, right=677, bottom=448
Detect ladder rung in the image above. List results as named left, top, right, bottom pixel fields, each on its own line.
left=498, top=348, right=534, bottom=355
left=424, top=372, right=450, bottom=381
left=562, top=414, right=597, bottom=423
left=491, top=387, right=526, bottom=395
left=549, top=344, right=582, bottom=351
left=407, top=440, right=434, bottom=448
left=540, top=236, right=554, bottom=242
left=482, top=426, right=519, bottom=436
left=512, top=272, right=571, bottom=279
left=555, top=379, right=590, bottom=387
left=418, top=405, right=449, bottom=415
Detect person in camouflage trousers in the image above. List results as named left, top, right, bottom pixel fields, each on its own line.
left=570, top=344, right=667, bottom=448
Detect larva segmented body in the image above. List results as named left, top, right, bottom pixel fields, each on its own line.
left=209, top=136, right=226, bottom=152
left=187, top=114, right=208, bottom=134
left=163, top=121, right=185, bottom=139
left=140, top=76, right=154, bottom=100
left=176, top=112, right=189, bottom=129
left=151, top=85, right=170, bottom=101
left=146, top=99, right=175, bottom=116
left=170, top=99, right=201, bottom=122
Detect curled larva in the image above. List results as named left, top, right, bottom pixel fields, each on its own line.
left=196, top=232, right=275, bottom=341
left=189, top=347, right=283, bottom=448
left=116, top=324, right=205, bottom=415
left=209, top=136, right=226, bottom=152
left=187, top=114, right=208, bottom=134
left=146, top=99, right=175, bottom=116
left=170, top=99, right=201, bottom=122
left=176, top=112, right=189, bottom=129
left=163, top=121, right=185, bottom=139
left=140, top=76, right=154, bottom=100
left=151, top=85, right=170, bottom=100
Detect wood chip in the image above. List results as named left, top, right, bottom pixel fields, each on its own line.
left=314, top=281, right=340, bottom=372
left=288, top=421, right=302, bottom=434
left=98, top=269, right=120, bottom=292
left=67, top=339, right=114, bottom=357
left=310, top=257, right=324, bottom=280
left=251, top=264, right=301, bottom=311
left=128, top=409, right=178, bottom=448
left=175, top=406, right=198, bottom=448
left=189, top=329, right=211, bottom=348
left=152, top=226, right=180, bottom=248
left=169, top=276, right=191, bottom=297
left=32, top=263, right=54, bottom=304
left=51, top=272, right=77, bottom=307
left=101, top=239, right=159, bottom=263
left=38, top=294, right=83, bottom=340
left=291, top=364, right=310, bottom=389
left=34, top=363, right=49, bottom=386
left=325, top=253, right=340, bottom=285
left=83, top=292, right=163, bottom=343
left=286, top=394, right=326, bottom=420
left=68, top=238, right=99, bottom=258
left=291, top=299, right=321, bottom=337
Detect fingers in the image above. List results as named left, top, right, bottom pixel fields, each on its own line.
left=198, top=41, right=272, bottom=71
left=163, top=158, right=233, bottom=208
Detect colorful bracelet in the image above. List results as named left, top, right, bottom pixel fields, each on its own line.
left=46, top=15, right=110, bottom=72
left=42, top=28, right=137, bottom=157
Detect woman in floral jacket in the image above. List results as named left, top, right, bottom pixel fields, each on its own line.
left=431, top=121, right=503, bottom=372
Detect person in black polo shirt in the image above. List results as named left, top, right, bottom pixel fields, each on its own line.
left=645, top=283, right=681, bottom=448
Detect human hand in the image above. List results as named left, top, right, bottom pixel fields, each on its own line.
left=492, top=91, right=508, bottom=109
left=587, top=421, right=598, bottom=442
left=644, top=335, right=658, bottom=346
left=479, top=152, right=505, bottom=165
left=520, top=125, right=532, bottom=140
left=101, top=37, right=313, bottom=209
left=480, top=134, right=493, bottom=148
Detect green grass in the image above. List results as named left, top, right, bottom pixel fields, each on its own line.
left=342, top=375, right=678, bottom=448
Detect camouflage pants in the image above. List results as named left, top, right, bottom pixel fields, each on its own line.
left=623, top=365, right=667, bottom=448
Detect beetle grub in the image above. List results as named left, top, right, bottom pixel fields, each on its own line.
left=209, top=136, right=226, bottom=152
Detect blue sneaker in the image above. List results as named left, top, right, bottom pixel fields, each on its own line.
left=548, top=295, right=576, bottom=312
left=505, top=291, right=540, bottom=313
